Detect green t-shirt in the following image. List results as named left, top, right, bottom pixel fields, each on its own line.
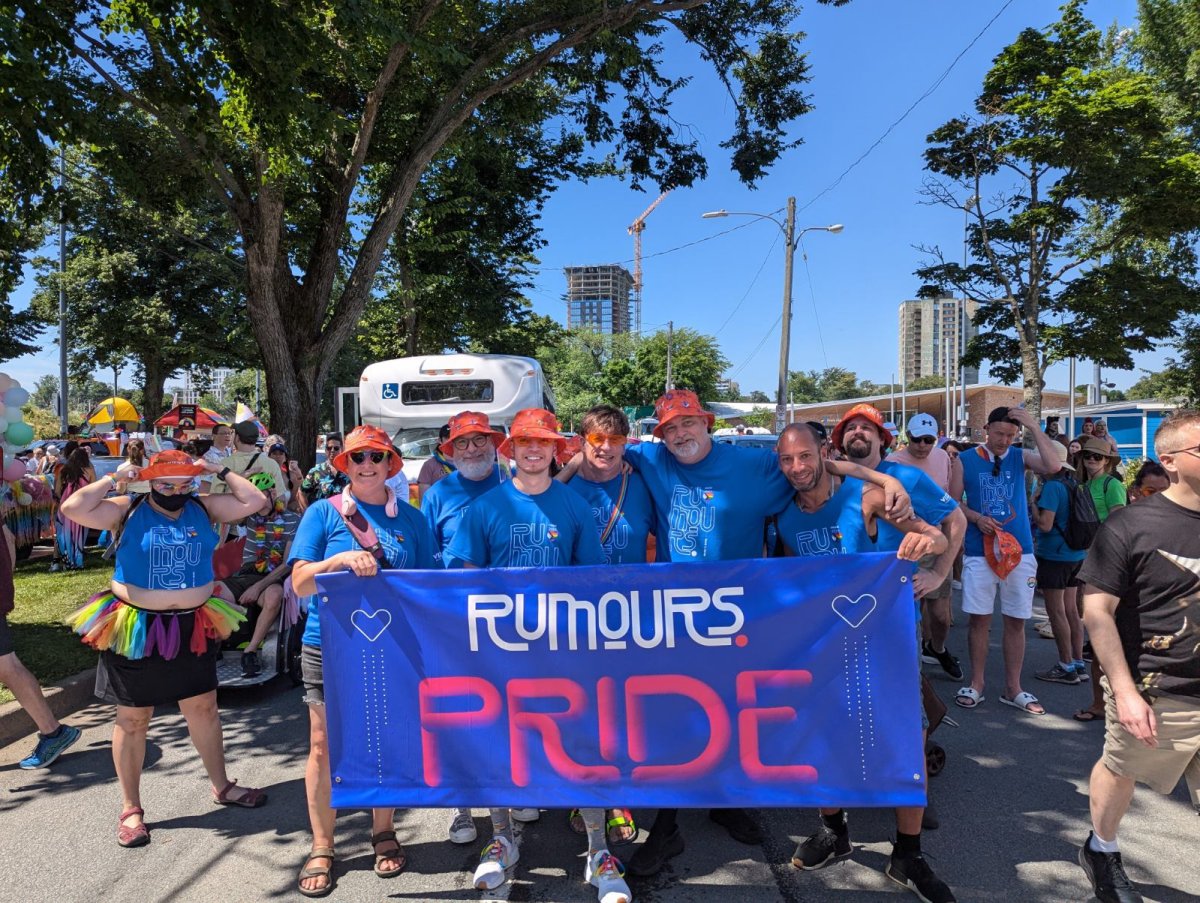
left=1086, top=474, right=1127, bottom=522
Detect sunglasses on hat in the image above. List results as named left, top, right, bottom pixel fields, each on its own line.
left=350, top=450, right=389, bottom=465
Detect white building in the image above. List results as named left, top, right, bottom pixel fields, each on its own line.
left=897, top=295, right=979, bottom=384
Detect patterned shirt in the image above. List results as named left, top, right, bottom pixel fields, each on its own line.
left=300, top=462, right=350, bottom=505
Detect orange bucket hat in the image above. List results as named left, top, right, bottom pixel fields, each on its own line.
left=137, top=450, right=207, bottom=482
left=498, top=408, right=565, bottom=460
left=438, top=411, right=505, bottom=457
left=831, top=403, right=894, bottom=452
left=332, top=424, right=403, bottom=478
left=984, top=527, right=1023, bottom=579
left=652, top=389, right=715, bottom=438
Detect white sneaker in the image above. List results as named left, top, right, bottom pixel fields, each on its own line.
left=511, top=807, right=540, bottom=823
left=473, top=835, right=519, bottom=891
left=586, top=850, right=632, bottom=903
left=448, top=809, right=477, bottom=844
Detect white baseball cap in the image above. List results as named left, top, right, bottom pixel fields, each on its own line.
left=907, top=413, right=939, bottom=439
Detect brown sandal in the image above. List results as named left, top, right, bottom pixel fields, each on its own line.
left=371, top=830, right=406, bottom=878
left=117, top=807, right=150, bottom=848
left=213, top=779, right=268, bottom=808
left=297, top=847, right=336, bottom=898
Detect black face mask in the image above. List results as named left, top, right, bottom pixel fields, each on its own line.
left=151, top=489, right=192, bottom=512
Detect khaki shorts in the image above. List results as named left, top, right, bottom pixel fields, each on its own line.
left=1101, top=677, right=1200, bottom=806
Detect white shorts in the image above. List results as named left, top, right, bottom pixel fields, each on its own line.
left=961, top=554, right=1037, bottom=619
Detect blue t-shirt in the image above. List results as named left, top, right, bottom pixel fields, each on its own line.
left=624, top=441, right=792, bottom=562
left=875, top=460, right=959, bottom=553
left=960, top=446, right=1035, bottom=555
left=775, top=478, right=875, bottom=556
left=421, top=467, right=504, bottom=566
left=112, top=497, right=218, bottom=590
left=566, top=471, right=655, bottom=564
left=447, top=480, right=606, bottom=568
left=290, top=496, right=440, bottom=648
left=1035, top=478, right=1087, bottom=562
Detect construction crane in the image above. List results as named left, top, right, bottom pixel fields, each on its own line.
left=627, top=190, right=670, bottom=335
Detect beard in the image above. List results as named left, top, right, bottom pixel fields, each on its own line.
left=669, top=438, right=702, bottom=462
left=845, top=436, right=872, bottom=460
left=456, top=452, right=496, bottom=482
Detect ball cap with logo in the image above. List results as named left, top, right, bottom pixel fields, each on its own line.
left=332, top=424, right=403, bottom=478
left=906, top=412, right=940, bottom=440
left=831, top=403, right=895, bottom=452
left=652, top=389, right=715, bottom=438
left=438, top=411, right=505, bottom=457
left=498, top=408, right=566, bottom=460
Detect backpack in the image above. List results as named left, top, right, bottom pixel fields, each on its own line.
left=1056, top=474, right=1105, bottom=551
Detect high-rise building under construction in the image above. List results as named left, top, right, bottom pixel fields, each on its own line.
left=563, top=264, right=634, bottom=334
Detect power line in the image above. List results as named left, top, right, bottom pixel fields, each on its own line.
left=797, top=236, right=830, bottom=369
left=795, top=0, right=1016, bottom=217
left=713, top=229, right=781, bottom=337
left=729, top=312, right=783, bottom=379
left=535, top=217, right=766, bottom=273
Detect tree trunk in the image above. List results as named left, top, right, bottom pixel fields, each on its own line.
left=140, top=355, right=170, bottom=429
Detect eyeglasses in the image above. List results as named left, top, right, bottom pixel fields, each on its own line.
left=1162, top=442, right=1200, bottom=458
left=453, top=435, right=491, bottom=451
left=1136, top=486, right=1163, bottom=498
left=349, top=450, right=388, bottom=465
left=513, top=436, right=553, bottom=447
left=1083, top=453, right=1108, bottom=462
left=586, top=433, right=627, bottom=447
left=151, top=479, right=196, bottom=493
left=325, top=445, right=342, bottom=454
left=910, top=436, right=936, bottom=445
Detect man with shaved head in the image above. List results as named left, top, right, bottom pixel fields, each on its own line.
left=1076, top=410, right=1200, bottom=903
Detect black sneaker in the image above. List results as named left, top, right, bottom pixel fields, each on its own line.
left=1082, top=641, right=1095, bottom=662
left=709, top=807, right=763, bottom=844
left=792, top=824, right=852, bottom=870
left=921, top=642, right=963, bottom=681
left=1078, top=833, right=1144, bottom=903
left=626, top=826, right=684, bottom=877
left=1036, top=664, right=1081, bottom=685
left=241, top=649, right=261, bottom=678
left=886, top=850, right=956, bottom=902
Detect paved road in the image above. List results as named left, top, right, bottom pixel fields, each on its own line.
left=2, top=608, right=1197, bottom=903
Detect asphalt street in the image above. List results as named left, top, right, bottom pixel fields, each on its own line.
left=2, top=606, right=1197, bottom=903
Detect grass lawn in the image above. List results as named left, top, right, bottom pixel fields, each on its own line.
left=1, top=548, right=111, bottom=706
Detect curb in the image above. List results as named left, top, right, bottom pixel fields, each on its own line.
left=0, top=668, right=97, bottom=749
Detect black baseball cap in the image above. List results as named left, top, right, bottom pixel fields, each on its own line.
left=987, top=406, right=1020, bottom=426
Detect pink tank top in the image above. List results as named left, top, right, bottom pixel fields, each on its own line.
left=887, top=447, right=952, bottom=492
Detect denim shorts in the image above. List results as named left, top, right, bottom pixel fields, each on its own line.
left=301, top=644, right=324, bottom=706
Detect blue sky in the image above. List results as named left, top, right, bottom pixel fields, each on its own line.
left=2, top=0, right=1153, bottom=402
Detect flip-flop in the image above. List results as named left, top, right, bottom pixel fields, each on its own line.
left=955, top=687, right=984, bottom=708
left=1000, top=692, right=1045, bottom=716
left=1073, top=709, right=1103, bottom=722
left=606, top=808, right=637, bottom=846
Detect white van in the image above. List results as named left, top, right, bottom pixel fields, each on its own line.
left=350, top=353, right=556, bottom=481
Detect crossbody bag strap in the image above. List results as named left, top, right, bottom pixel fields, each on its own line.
left=598, top=472, right=629, bottom=546
left=338, top=489, right=388, bottom=563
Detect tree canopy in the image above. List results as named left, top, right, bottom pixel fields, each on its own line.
left=915, top=0, right=1200, bottom=417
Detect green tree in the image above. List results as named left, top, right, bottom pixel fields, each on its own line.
left=30, top=374, right=59, bottom=411
left=916, top=1, right=1200, bottom=418
left=600, top=328, right=728, bottom=409
left=906, top=374, right=950, bottom=391
left=745, top=389, right=771, bottom=403
left=8, top=0, right=845, bottom=466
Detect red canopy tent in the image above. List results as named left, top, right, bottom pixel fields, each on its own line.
left=154, top=404, right=228, bottom=430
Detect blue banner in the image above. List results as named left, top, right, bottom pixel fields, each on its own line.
left=317, top=553, right=925, bottom=809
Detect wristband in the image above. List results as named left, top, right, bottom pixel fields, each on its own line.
left=107, top=473, right=119, bottom=488
left=217, top=467, right=232, bottom=481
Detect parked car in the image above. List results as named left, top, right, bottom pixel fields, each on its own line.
left=714, top=434, right=778, bottom=451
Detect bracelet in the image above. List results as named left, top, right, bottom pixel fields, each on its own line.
left=217, top=467, right=232, bottom=481
left=106, top=473, right=119, bottom=488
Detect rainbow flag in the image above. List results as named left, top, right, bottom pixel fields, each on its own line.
left=234, top=402, right=268, bottom=437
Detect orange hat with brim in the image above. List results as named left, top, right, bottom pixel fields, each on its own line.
left=332, top=424, right=403, bottom=478
left=652, top=389, right=715, bottom=438
left=831, top=403, right=894, bottom=452
left=438, top=411, right=505, bottom=457
left=138, top=450, right=207, bottom=482
left=984, top=527, right=1023, bottom=579
left=498, top=408, right=565, bottom=460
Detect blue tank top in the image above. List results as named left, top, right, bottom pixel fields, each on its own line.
left=112, top=498, right=218, bottom=591
left=775, top=477, right=876, bottom=556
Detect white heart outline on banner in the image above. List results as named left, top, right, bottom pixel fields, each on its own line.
left=350, top=609, right=392, bottom=642
left=831, top=593, right=877, bottom=629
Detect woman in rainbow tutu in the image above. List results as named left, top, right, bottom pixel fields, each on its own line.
left=62, top=449, right=271, bottom=847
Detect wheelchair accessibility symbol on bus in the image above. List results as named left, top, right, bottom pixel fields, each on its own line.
left=382, top=383, right=399, bottom=400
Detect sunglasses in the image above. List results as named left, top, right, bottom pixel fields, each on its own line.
left=586, top=433, right=627, bottom=447
left=453, top=435, right=491, bottom=451
left=992, top=457, right=1002, bottom=477
left=151, top=479, right=198, bottom=493
left=349, top=450, right=388, bottom=465
left=910, top=436, right=936, bottom=445
left=325, top=445, right=342, bottom=454
left=1083, top=453, right=1107, bottom=462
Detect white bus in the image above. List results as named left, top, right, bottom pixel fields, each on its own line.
left=339, top=353, right=555, bottom=481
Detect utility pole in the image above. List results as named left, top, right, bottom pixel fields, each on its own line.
left=776, top=197, right=797, bottom=434
left=58, top=146, right=69, bottom=434
left=664, top=321, right=674, bottom=392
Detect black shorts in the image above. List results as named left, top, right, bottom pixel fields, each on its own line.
left=94, top=610, right=219, bottom=707
left=301, top=644, right=324, bottom=706
left=0, top=610, right=14, bottom=657
left=220, top=567, right=265, bottom=604
left=1036, top=557, right=1083, bottom=591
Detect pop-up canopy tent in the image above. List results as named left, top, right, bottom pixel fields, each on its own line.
left=85, top=396, right=140, bottom=428
left=154, top=404, right=228, bottom=430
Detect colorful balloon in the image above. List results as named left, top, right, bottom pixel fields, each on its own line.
left=5, top=422, right=33, bottom=446
left=3, top=460, right=25, bottom=482
left=3, top=386, right=28, bottom=408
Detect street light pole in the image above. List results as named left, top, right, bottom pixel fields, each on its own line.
left=701, top=202, right=842, bottom=434
left=776, top=198, right=796, bottom=434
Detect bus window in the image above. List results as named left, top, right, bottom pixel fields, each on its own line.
left=401, top=380, right=494, bottom=404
